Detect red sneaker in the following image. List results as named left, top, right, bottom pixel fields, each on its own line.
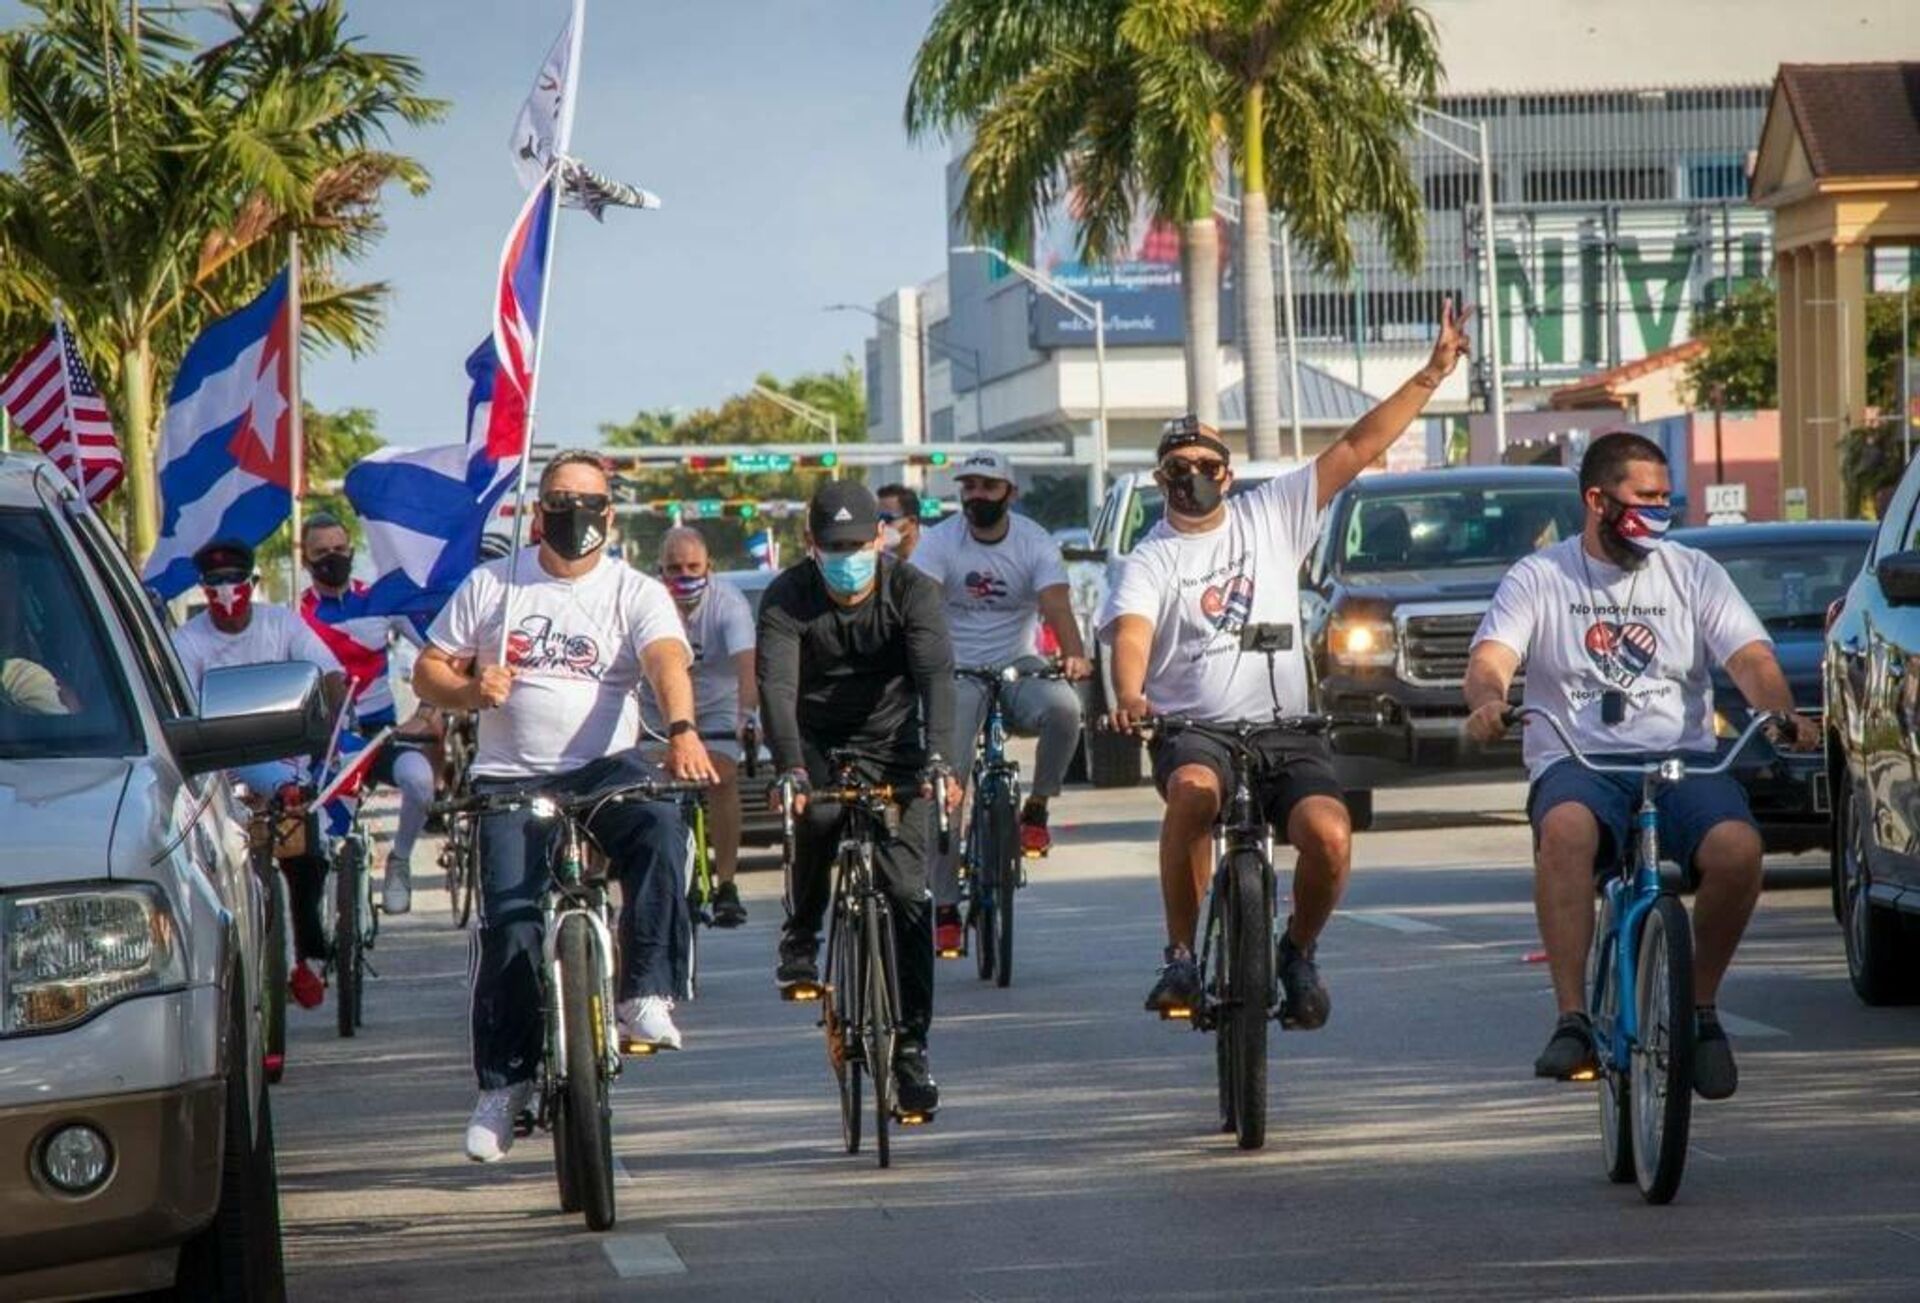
left=1019, top=807, right=1052, bottom=857
left=934, top=906, right=963, bottom=956
left=289, top=961, right=326, bottom=1010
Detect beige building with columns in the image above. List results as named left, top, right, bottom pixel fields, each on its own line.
left=1752, top=63, right=1920, bottom=519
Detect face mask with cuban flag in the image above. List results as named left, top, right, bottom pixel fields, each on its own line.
left=1605, top=497, right=1671, bottom=556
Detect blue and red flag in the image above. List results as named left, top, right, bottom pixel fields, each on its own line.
left=486, top=175, right=557, bottom=462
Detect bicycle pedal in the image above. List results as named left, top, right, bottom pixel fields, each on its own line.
left=512, top=1110, right=537, bottom=1138
left=936, top=946, right=965, bottom=960
left=895, top=1109, right=933, bottom=1127
left=1158, top=1005, right=1195, bottom=1022
left=781, top=981, right=825, bottom=1003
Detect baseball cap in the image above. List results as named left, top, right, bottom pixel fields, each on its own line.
left=808, top=480, right=881, bottom=547
left=1156, top=415, right=1231, bottom=464
left=192, top=538, right=255, bottom=578
left=954, top=448, right=1013, bottom=484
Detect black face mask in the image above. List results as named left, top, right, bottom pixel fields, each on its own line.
left=963, top=496, right=1010, bottom=530
left=1165, top=472, right=1223, bottom=517
left=308, top=553, right=353, bottom=588
left=541, top=506, right=608, bottom=560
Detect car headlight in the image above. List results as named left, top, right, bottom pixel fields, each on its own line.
left=1330, top=617, right=1396, bottom=668
left=2, top=885, right=186, bottom=1035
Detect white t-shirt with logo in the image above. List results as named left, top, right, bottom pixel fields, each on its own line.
left=1098, top=464, right=1323, bottom=720
left=638, top=578, right=756, bottom=735
left=428, top=549, right=690, bottom=779
left=910, top=512, right=1068, bottom=667
left=172, top=603, right=343, bottom=695
left=1472, top=536, right=1769, bottom=778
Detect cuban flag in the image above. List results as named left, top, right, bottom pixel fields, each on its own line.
left=487, top=175, right=556, bottom=463
left=344, top=439, right=516, bottom=629
left=315, top=727, right=390, bottom=838
left=144, top=268, right=298, bottom=598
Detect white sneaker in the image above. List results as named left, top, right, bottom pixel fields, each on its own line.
left=464, top=1081, right=533, bottom=1163
left=382, top=857, right=412, bottom=915
left=617, top=996, right=682, bottom=1051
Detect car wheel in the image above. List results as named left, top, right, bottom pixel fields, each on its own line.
left=1836, top=780, right=1918, bottom=1007
left=173, top=1006, right=287, bottom=1301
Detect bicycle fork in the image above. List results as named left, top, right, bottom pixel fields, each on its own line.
left=1597, top=791, right=1663, bottom=1069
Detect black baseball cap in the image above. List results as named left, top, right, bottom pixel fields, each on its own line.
left=808, top=480, right=881, bottom=547
left=1156, top=415, right=1232, bottom=464
left=192, top=538, right=255, bottom=577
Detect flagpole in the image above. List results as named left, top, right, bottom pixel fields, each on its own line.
left=51, top=300, right=89, bottom=511
left=287, top=233, right=306, bottom=602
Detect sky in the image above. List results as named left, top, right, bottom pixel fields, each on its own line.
left=6, top=1, right=954, bottom=448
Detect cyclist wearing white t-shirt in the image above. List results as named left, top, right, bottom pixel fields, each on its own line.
left=1101, top=303, right=1474, bottom=1022
left=910, top=449, right=1092, bottom=952
left=641, top=526, right=758, bottom=928
left=1464, top=431, right=1818, bottom=1099
left=414, top=451, right=718, bottom=1164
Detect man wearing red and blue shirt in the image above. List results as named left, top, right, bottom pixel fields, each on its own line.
left=299, top=512, right=439, bottom=914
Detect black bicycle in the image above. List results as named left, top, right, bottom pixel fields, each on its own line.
left=327, top=803, right=376, bottom=1038
left=438, top=714, right=480, bottom=929
left=431, top=776, right=704, bottom=1231
left=780, top=752, right=949, bottom=1168
left=953, top=663, right=1066, bottom=987
left=1144, top=711, right=1361, bottom=1151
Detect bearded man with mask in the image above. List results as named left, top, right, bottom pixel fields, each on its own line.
left=1102, top=301, right=1473, bottom=1027
left=758, top=480, right=959, bottom=1119
left=1465, top=430, right=1817, bottom=1098
left=415, top=450, right=718, bottom=1163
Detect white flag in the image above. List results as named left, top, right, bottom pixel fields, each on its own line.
left=508, top=0, right=584, bottom=191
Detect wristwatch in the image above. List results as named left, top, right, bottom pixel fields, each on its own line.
left=667, top=720, right=696, bottom=738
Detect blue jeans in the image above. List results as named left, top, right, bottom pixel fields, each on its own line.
left=470, top=751, right=688, bottom=1090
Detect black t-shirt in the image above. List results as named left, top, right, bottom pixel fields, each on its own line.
left=756, top=556, right=955, bottom=778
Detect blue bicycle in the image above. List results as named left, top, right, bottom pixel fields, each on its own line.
left=1511, top=705, right=1780, bottom=1204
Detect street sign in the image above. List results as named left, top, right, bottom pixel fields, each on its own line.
left=729, top=452, right=794, bottom=473
left=1704, top=483, right=1748, bottom=517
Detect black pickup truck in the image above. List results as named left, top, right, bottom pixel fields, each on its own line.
left=1304, top=465, right=1585, bottom=824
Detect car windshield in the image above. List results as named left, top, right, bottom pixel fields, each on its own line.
left=1119, top=478, right=1267, bottom=554
left=1334, top=488, right=1583, bottom=575
left=0, top=509, right=138, bottom=758
left=1690, top=537, right=1867, bottom=632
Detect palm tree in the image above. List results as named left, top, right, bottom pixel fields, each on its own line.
left=905, top=0, right=1228, bottom=426
left=1125, top=0, right=1442, bottom=460
left=0, top=0, right=442, bottom=560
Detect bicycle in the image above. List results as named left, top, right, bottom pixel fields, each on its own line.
left=678, top=775, right=716, bottom=997
left=431, top=776, right=706, bottom=1231
left=1509, top=704, right=1781, bottom=1205
left=437, top=713, right=480, bottom=929
left=242, top=798, right=293, bottom=1084
left=779, top=752, right=950, bottom=1169
left=951, top=662, right=1066, bottom=987
left=314, top=734, right=400, bottom=1040
left=1141, top=712, right=1354, bottom=1151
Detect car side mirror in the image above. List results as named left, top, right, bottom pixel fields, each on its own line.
left=1876, top=550, right=1920, bottom=607
left=1060, top=545, right=1108, bottom=564
left=163, top=662, right=331, bottom=777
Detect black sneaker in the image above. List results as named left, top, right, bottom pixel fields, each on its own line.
left=1534, top=1012, right=1599, bottom=1080
left=1694, top=1008, right=1738, bottom=1100
left=1277, top=928, right=1331, bottom=1030
left=711, top=880, right=748, bottom=929
left=894, top=1042, right=939, bottom=1118
left=1144, top=946, right=1202, bottom=1015
left=775, top=932, right=819, bottom=991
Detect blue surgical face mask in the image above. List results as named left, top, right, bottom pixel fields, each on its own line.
left=816, top=547, right=877, bottom=595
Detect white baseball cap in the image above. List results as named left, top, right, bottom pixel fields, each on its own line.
left=955, top=448, right=1014, bottom=484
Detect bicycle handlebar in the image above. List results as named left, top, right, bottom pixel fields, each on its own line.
left=954, top=663, right=1069, bottom=686
left=431, top=777, right=711, bottom=820
left=1504, top=704, right=1786, bottom=780
left=1142, top=711, right=1381, bottom=742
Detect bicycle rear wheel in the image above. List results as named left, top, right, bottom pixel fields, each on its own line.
left=865, top=899, right=897, bottom=1169
left=558, top=914, right=618, bottom=1231
left=829, top=903, right=862, bottom=1155
left=334, top=842, right=362, bottom=1039
left=1630, top=895, right=1695, bottom=1205
left=1223, top=849, right=1271, bottom=1151
left=989, top=782, right=1017, bottom=989
left=1591, top=893, right=1633, bottom=1184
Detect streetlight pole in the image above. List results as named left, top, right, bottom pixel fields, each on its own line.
left=750, top=383, right=839, bottom=479
left=1416, top=105, right=1507, bottom=460
left=824, top=303, right=986, bottom=442
left=952, top=245, right=1109, bottom=524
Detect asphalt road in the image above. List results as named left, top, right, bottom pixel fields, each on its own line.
left=272, top=773, right=1920, bottom=1302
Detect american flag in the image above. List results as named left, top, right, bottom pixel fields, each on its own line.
left=0, top=311, right=124, bottom=505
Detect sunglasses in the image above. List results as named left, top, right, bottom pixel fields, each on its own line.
left=541, top=492, right=610, bottom=514
left=201, top=569, right=250, bottom=587
left=1160, top=457, right=1227, bottom=481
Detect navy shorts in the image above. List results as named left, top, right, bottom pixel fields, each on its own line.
left=1527, top=754, right=1757, bottom=880
left=1150, top=728, right=1344, bottom=839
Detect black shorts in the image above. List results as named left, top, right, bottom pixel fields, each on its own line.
left=1149, top=729, right=1344, bottom=838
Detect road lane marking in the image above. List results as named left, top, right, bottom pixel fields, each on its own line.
left=1341, top=911, right=1446, bottom=934
left=603, top=1233, right=687, bottom=1279
left=1715, top=1011, right=1788, bottom=1039
left=613, top=1156, right=638, bottom=1185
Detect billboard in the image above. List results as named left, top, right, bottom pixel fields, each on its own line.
left=1028, top=204, right=1236, bottom=349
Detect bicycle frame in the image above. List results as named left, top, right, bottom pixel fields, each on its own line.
left=536, top=806, right=623, bottom=1085
left=964, top=671, right=1024, bottom=897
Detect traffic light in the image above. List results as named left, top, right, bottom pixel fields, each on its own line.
left=927, top=451, right=949, bottom=467
left=685, top=455, right=723, bottom=472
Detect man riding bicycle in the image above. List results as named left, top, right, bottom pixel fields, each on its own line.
left=908, top=449, right=1090, bottom=953
left=413, top=450, right=718, bottom=1163
left=171, top=537, right=347, bottom=1011
left=641, top=526, right=757, bottom=928
left=1101, top=303, right=1473, bottom=1023
left=297, top=510, right=440, bottom=915
left=1463, top=431, right=1818, bottom=1099
left=759, top=480, right=959, bottom=1119
left=876, top=483, right=924, bottom=562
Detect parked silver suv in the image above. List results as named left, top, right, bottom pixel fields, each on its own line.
left=0, top=455, right=326, bottom=1300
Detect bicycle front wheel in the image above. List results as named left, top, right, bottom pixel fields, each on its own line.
left=558, top=914, right=617, bottom=1231
left=334, top=843, right=362, bottom=1039
left=1630, top=895, right=1695, bottom=1205
left=1591, top=893, right=1633, bottom=1184
left=829, top=903, right=862, bottom=1155
left=261, top=854, right=289, bottom=1082
left=990, top=784, right=1017, bottom=989
left=865, top=900, right=897, bottom=1170
left=1222, top=849, right=1271, bottom=1151
left=968, top=795, right=996, bottom=983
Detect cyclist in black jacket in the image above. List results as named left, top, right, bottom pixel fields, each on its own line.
left=758, top=480, right=960, bottom=1117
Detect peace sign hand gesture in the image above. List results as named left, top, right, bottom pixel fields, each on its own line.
left=1419, top=298, right=1476, bottom=386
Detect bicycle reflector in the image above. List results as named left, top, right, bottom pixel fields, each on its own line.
left=1569, top=1066, right=1598, bottom=1082
left=781, top=983, right=824, bottom=1003
left=1159, top=1006, right=1195, bottom=1022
